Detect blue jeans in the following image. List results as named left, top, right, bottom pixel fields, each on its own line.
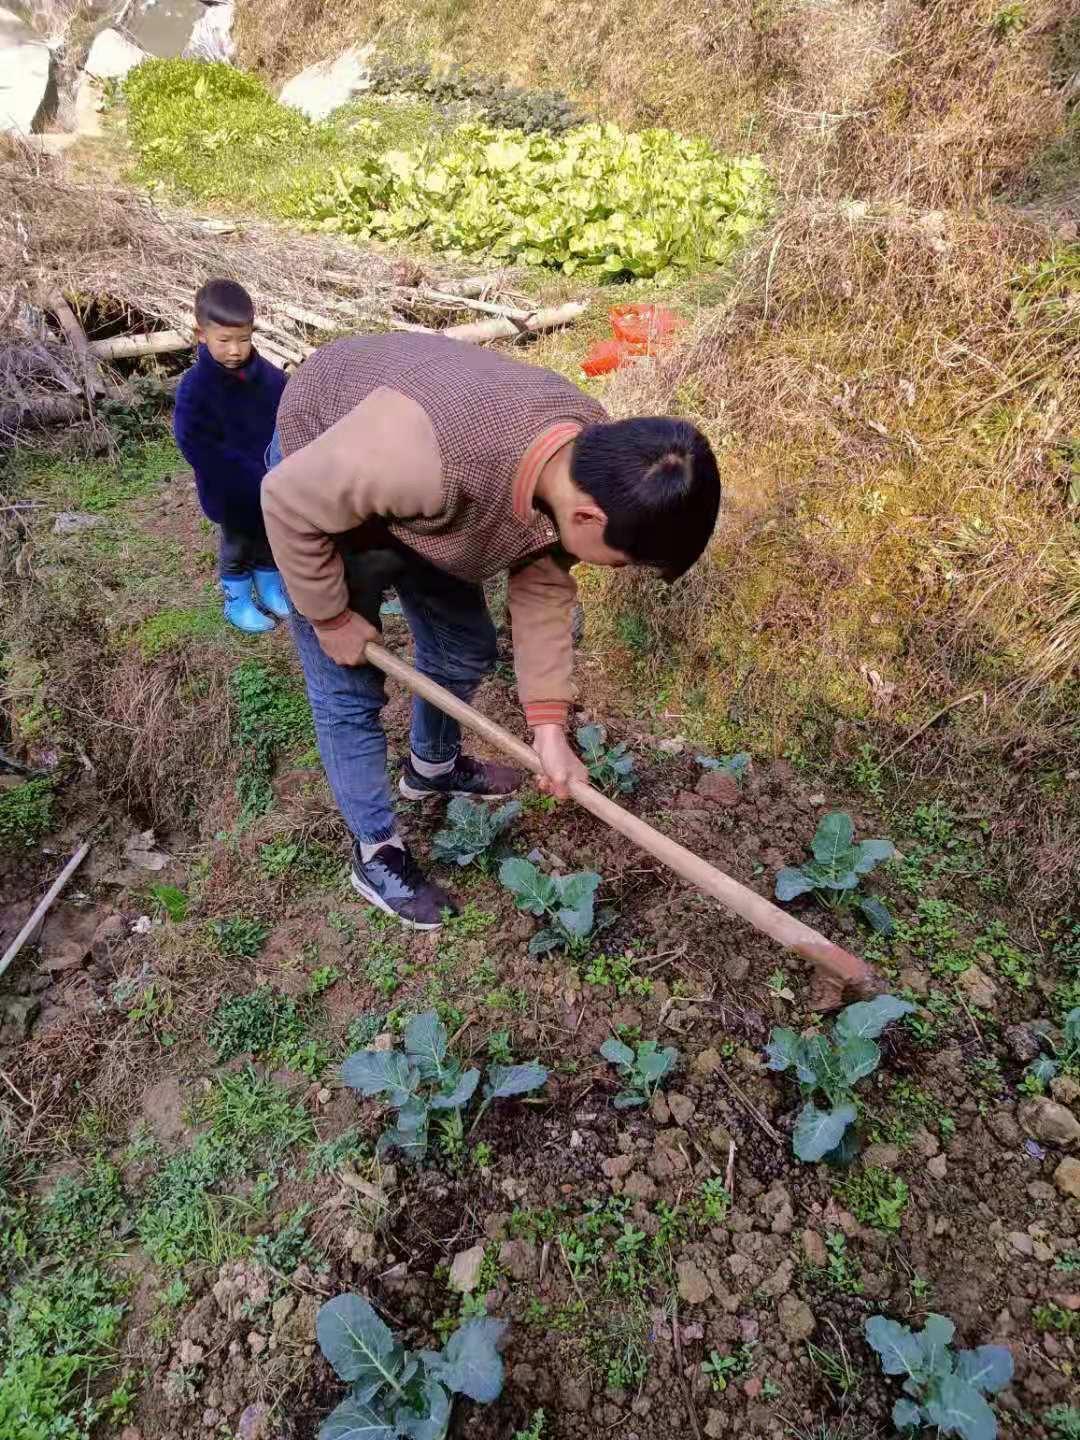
left=265, top=431, right=497, bottom=844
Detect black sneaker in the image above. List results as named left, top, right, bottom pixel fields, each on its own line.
left=398, top=754, right=523, bottom=802
left=350, top=842, right=456, bottom=930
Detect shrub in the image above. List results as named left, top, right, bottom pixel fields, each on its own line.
left=766, top=995, right=914, bottom=1161
left=865, top=1313, right=1013, bottom=1439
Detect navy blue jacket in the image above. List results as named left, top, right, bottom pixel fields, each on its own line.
left=173, top=345, right=287, bottom=534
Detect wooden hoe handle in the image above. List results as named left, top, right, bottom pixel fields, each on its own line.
left=366, top=643, right=870, bottom=988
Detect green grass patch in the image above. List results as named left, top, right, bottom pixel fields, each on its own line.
left=131, top=592, right=226, bottom=659
left=208, top=986, right=331, bottom=1077
left=0, top=777, right=54, bottom=852
left=229, top=659, right=315, bottom=821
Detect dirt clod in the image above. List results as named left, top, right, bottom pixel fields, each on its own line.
left=676, top=1259, right=712, bottom=1305
left=449, top=1244, right=486, bottom=1293
left=1019, top=1098, right=1080, bottom=1149
left=777, top=1295, right=816, bottom=1341
left=1054, top=1157, right=1080, bottom=1198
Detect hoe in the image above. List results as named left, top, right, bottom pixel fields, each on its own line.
left=366, top=642, right=880, bottom=1010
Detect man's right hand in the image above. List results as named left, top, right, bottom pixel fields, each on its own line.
left=314, top=610, right=378, bottom=666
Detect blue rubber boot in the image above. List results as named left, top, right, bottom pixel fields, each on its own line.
left=253, top=567, right=290, bottom=620
left=222, top=574, right=276, bottom=634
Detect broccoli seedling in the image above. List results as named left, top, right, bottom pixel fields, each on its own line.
left=775, top=811, right=897, bottom=934
left=1021, top=1007, right=1080, bottom=1093
left=316, top=1293, right=505, bottom=1438
left=696, top=752, right=751, bottom=783
left=766, top=995, right=914, bottom=1162
left=576, top=724, right=637, bottom=795
left=341, top=1011, right=547, bottom=1163
left=431, top=796, right=522, bottom=869
left=864, top=1312, right=1013, bottom=1439
left=600, top=1036, right=679, bottom=1108
left=499, top=857, right=603, bottom=955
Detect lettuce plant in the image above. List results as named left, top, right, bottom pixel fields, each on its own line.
left=316, top=1293, right=505, bottom=1439
left=499, top=857, right=602, bottom=955
left=576, top=724, right=637, bottom=795
left=341, top=1011, right=546, bottom=1163
left=865, top=1313, right=1013, bottom=1440
left=600, top=1037, right=679, bottom=1108
left=775, top=811, right=897, bottom=934
left=766, top=995, right=914, bottom=1162
left=431, top=796, right=521, bottom=869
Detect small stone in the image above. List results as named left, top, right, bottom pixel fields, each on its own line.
left=928, top=1154, right=948, bottom=1180
left=911, top=1126, right=940, bottom=1158
left=121, top=1429, right=143, bottom=1440
left=760, top=1260, right=794, bottom=1298
left=650, top=1091, right=671, bottom=1125
left=1008, top=1231, right=1034, bottom=1256
left=316, top=1087, right=331, bottom=1104
left=862, top=1143, right=901, bottom=1170
left=202, top=1411, right=220, bottom=1430
left=802, top=1230, right=827, bottom=1267
left=1028, top=1180, right=1059, bottom=1202
left=448, top=1244, right=486, bottom=1293
left=743, top=1376, right=763, bottom=1399
left=694, top=1048, right=723, bottom=1077
left=696, top=770, right=740, bottom=806
left=668, top=1093, right=696, bottom=1127
left=986, top=1108, right=1022, bottom=1148
left=271, top=1295, right=296, bottom=1327
left=777, top=1294, right=816, bottom=1341
left=898, top=967, right=929, bottom=997
left=602, top=1154, right=634, bottom=1180
left=1051, top=1076, right=1080, bottom=1106
left=1054, top=1156, right=1080, bottom=1199
left=372, top=1033, right=394, bottom=1051
left=709, top=1124, right=734, bottom=1154
left=53, top=511, right=104, bottom=535
left=1004, top=1024, right=1042, bottom=1064
left=658, top=737, right=686, bottom=754
left=1019, top=1098, right=1080, bottom=1149
left=570, top=1129, right=583, bottom=1149
left=624, top=1171, right=658, bottom=1203
left=705, top=1410, right=726, bottom=1440
left=248, top=1331, right=267, bottom=1355
left=958, top=965, right=998, bottom=1010
left=498, top=1239, right=536, bottom=1281
left=676, top=1260, right=712, bottom=1306
left=179, top=1340, right=204, bottom=1367
left=236, top=1405, right=272, bottom=1440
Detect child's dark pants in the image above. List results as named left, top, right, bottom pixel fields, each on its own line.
left=218, top=519, right=275, bottom=578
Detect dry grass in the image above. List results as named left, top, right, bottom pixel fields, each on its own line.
left=585, top=201, right=1079, bottom=759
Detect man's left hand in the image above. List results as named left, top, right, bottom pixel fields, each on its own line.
left=532, top=724, right=589, bottom=800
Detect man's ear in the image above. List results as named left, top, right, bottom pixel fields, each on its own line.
left=571, top=502, right=608, bottom=530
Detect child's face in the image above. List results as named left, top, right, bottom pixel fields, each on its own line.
left=199, top=322, right=253, bottom=369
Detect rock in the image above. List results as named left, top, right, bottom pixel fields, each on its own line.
left=53, top=511, right=105, bottom=534
left=0, top=995, right=39, bottom=1043
left=760, top=1260, right=794, bottom=1298
left=1019, top=1098, right=1080, bottom=1149
left=704, top=1412, right=726, bottom=1440
left=657, top=737, right=685, bottom=754
left=559, top=1372, right=591, bottom=1412
left=1004, top=1024, right=1042, bottom=1064
left=676, top=1260, right=712, bottom=1306
left=898, top=967, right=928, bottom=997
left=709, top=1124, right=734, bottom=1154
left=1051, top=1076, right=1080, bottom=1106
left=928, top=1154, right=948, bottom=1180
left=1028, top=1181, right=1059, bottom=1202
left=1054, top=1156, right=1080, bottom=1199
left=758, top=1184, right=794, bottom=1235
left=236, top=1405, right=273, bottom=1440
left=986, top=1108, right=1022, bottom=1148
left=184, top=2, right=235, bottom=63
left=448, top=1244, right=486, bottom=1293
left=695, top=770, right=740, bottom=806
left=777, top=1295, right=816, bottom=1342
left=279, top=44, right=375, bottom=121
left=911, top=1126, right=940, bottom=1159
left=650, top=1091, right=670, bottom=1124
left=248, top=1331, right=267, bottom=1356
left=84, top=27, right=148, bottom=80
left=0, top=9, right=52, bottom=135
left=372, top=1032, right=394, bottom=1052
left=602, top=1154, right=633, bottom=1180
left=179, top=1339, right=205, bottom=1367
left=624, top=1171, right=658, bottom=1203
left=1008, top=1231, right=1034, bottom=1257
left=668, top=1092, right=696, bottom=1126
left=802, top=1229, right=827, bottom=1267
left=694, top=1048, right=723, bottom=1077
left=498, top=1239, right=536, bottom=1281
left=862, top=1143, right=901, bottom=1170
left=958, top=965, right=998, bottom=1010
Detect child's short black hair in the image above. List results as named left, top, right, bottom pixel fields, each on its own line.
left=195, top=278, right=255, bottom=329
left=571, top=417, right=721, bottom=581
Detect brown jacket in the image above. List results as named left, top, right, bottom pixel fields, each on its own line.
left=262, top=333, right=608, bottom=726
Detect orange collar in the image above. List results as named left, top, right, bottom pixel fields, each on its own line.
left=512, top=423, right=582, bottom=523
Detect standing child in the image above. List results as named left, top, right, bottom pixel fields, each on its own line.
left=173, top=278, right=289, bottom=633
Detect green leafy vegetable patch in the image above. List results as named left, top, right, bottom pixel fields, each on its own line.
left=865, top=1312, right=1013, bottom=1440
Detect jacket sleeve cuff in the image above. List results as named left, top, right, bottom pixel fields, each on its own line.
left=312, top=609, right=351, bottom=631
left=526, top=701, right=570, bottom=728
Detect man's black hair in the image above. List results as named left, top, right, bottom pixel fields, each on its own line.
left=571, top=417, right=721, bottom=581
left=195, top=278, right=255, bottom=329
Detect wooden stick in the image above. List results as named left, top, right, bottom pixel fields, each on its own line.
left=724, top=1139, right=736, bottom=1200
left=87, top=330, right=192, bottom=360
left=365, top=643, right=875, bottom=995
left=439, top=273, right=507, bottom=298
left=0, top=395, right=85, bottom=431
left=671, top=1304, right=703, bottom=1440
left=407, top=288, right=530, bottom=320
left=443, top=301, right=588, bottom=344
left=44, top=290, right=104, bottom=398
left=714, top=1065, right=784, bottom=1145
left=0, top=842, right=92, bottom=982
left=882, top=690, right=984, bottom=763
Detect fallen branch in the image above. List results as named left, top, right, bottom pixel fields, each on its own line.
left=714, top=1064, right=784, bottom=1145
left=883, top=690, right=985, bottom=764
left=0, top=841, right=92, bottom=982
left=402, top=287, right=529, bottom=320
left=0, top=394, right=86, bottom=431
left=87, top=330, right=192, bottom=361
left=440, top=272, right=508, bottom=298
left=672, top=1304, right=703, bottom=1440
left=44, top=290, right=105, bottom=399
left=443, top=300, right=588, bottom=344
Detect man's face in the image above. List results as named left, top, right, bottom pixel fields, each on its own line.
left=559, top=503, right=632, bottom=568
left=198, top=321, right=253, bottom=369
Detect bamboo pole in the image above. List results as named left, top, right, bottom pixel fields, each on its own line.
left=364, top=643, right=875, bottom=997
left=0, top=842, right=92, bottom=982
